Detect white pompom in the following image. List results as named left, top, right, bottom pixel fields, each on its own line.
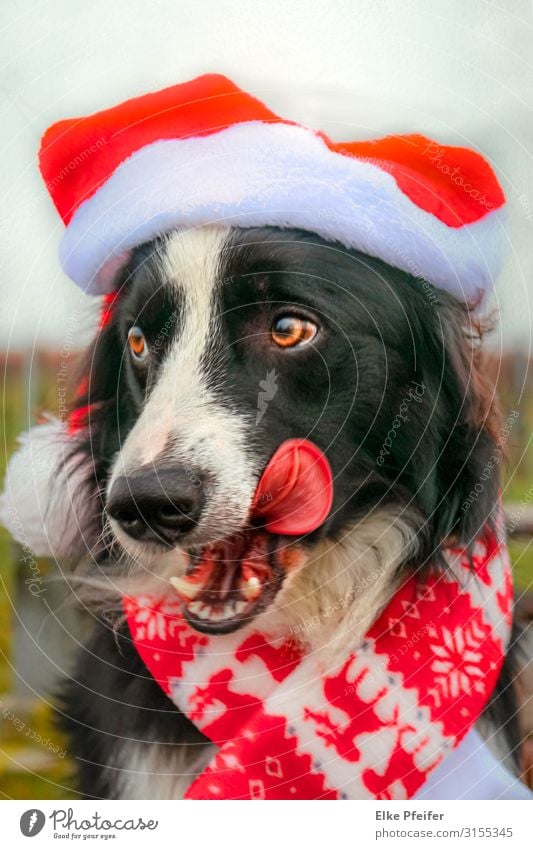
left=0, top=418, right=92, bottom=558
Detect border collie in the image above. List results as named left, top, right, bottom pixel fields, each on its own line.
left=57, top=225, right=517, bottom=799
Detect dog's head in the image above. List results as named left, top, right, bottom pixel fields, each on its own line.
left=69, top=225, right=500, bottom=636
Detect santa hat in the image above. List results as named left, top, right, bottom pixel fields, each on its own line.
left=39, top=74, right=506, bottom=302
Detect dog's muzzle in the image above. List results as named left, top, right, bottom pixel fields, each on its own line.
left=109, top=439, right=333, bottom=634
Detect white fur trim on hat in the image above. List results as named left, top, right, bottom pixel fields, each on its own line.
left=59, top=122, right=506, bottom=301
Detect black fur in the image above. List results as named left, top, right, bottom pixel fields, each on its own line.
left=58, top=619, right=210, bottom=799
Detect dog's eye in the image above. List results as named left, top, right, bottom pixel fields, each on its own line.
left=128, top=326, right=149, bottom=362
left=271, top=315, right=317, bottom=348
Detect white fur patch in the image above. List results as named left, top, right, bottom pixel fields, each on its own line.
left=260, top=508, right=419, bottom=658
left=0, top=419, right=91, bottom=558
left=108, top=227, right=260, bottom=553
left=114, top=739, right=215, bottom=800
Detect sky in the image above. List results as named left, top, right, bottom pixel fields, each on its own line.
left=1, top=0, right=532, bottom=352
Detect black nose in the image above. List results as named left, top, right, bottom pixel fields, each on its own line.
left=107, top=467, right=205, bottom=545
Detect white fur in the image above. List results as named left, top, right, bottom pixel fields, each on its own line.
left=0, top=419, right=90, bottom=558
left=258, top=508, right=419, bottom=658
left=114, top=739, right=214, bottom=800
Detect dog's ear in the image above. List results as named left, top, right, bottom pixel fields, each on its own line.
left=423, top=295, right=502, bottom=547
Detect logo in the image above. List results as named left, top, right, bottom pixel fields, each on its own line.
left=20, top=809, right=45, bottom=837
left=256, top=369, right=279, bottom=424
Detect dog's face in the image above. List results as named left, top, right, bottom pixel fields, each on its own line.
left=76, top=226, right=499, bottom=635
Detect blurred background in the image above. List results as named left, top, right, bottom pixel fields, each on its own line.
left=1, top=0, right=532, bottom=798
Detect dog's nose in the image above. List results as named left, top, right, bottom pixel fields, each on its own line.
left=107, top=467, right=205, bottom=545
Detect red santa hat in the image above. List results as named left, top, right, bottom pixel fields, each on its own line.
left=39, top=73, right=506, bottom=302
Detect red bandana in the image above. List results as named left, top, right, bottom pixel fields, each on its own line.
left=124, top=519, right=512, bottom=800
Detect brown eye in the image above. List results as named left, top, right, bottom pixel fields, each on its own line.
left=271, top=315, right=318, bottom=348
left=128, top=326, right=149, bottom=362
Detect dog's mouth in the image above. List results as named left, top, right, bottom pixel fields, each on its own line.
left=170, top=439, right=333, bottom=635
left=171, top=530, right=303, bottom=634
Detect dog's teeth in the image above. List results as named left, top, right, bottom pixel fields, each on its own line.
left=187, top=600, right=202, bottom=614
left=195, top=603, right=212, bottom=620
left=170, top=575, right=201, bottom=600
left=217, top=602, right=233, bottom=620
left=241, top=575, right=262, bottom=601
left=234, top=600, right=247, bottom=614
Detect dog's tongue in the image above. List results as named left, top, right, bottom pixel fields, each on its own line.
left=172, top=439, right=333, bottom=629
left=252, top=439, right=333, bottom=535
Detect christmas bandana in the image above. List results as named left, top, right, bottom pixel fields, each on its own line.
left=124, top=523, right=512, bottom=800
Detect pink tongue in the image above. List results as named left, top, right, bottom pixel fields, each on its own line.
left=252, top=439, right=333, bottom=535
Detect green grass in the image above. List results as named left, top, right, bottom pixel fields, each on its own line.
left=508, top=539, right=533, bottom=593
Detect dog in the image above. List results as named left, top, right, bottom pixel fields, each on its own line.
left=46, top=223, right=522, bottom=799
